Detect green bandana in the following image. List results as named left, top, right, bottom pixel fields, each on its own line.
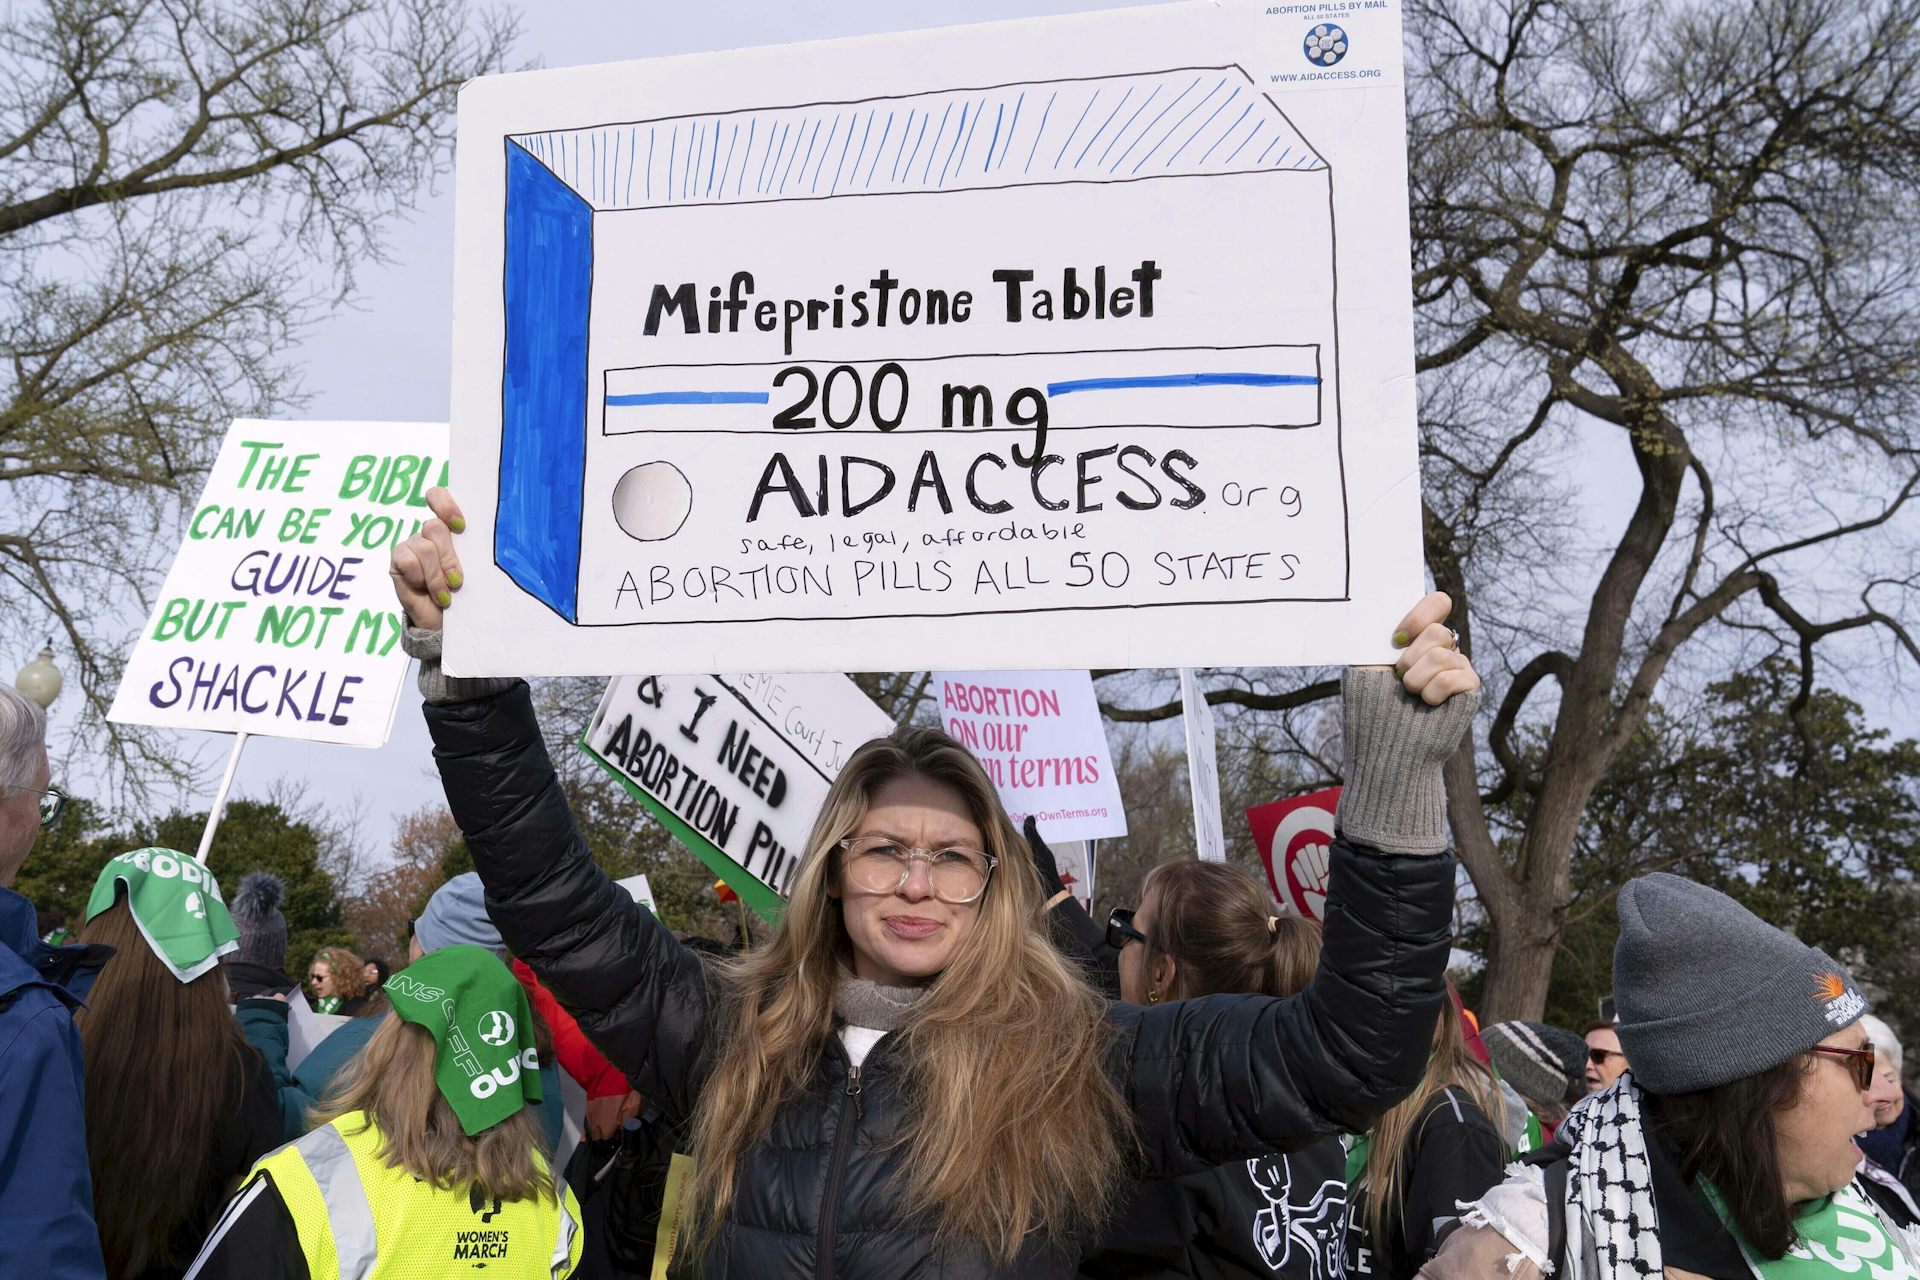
left=384, top=944, right=543, bottom=1136
left=1702, top=1178, right=1920, bottom=1278
left=85, top=849, right=239, bottom=983
left=1344, top=1132, right=1370, bottom=1186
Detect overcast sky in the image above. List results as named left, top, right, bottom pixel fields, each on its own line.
left=45, top=0, right=1174, bottom=861
left=41, top=0, right=1918, bottom=870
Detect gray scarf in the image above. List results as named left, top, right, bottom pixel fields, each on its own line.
left=834, top=974, right=928, bottom=1032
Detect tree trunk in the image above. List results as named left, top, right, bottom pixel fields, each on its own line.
left=1478, top=899, right=1562, bottom=1022
left=1472, top=765, right=1603, bottom=1021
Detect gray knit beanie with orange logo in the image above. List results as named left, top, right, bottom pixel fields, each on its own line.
left=1613, top=873, right=1865, bottom=1094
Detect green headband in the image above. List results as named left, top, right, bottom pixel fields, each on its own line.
left=385, top=944, right=543, bottom=1135
left=85, top=849, right=239, bottom=984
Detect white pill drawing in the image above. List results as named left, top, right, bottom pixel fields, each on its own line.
left=612, top=461, right=693, bottom=541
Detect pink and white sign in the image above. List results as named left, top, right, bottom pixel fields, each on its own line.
left=1246, top=787, right=1341, bottom=922
left=935, top=670, right=1127, bottom=844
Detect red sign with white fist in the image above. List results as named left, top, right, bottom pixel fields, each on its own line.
left=1245, top=787, right=1342, bottom=922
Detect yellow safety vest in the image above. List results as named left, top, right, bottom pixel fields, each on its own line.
left=250, top=1112, right=584, bottom=1280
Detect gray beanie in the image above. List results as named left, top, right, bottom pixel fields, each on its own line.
left=414, top=872, right=506, bottom=959
left=229, top=871, right=289, bottom=971
left=1484, top=1021, right=1586, bottom=1106
left=1614, top=872, right=1866, bottom=1094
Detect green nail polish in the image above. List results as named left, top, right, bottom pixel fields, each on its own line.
left=447, top=570, right=463, bottom=590
left=449, top=516, right=466, bottom=533
left=436, top=590, right=452, bottom=607
left=1392, top=630, right=1410, bottom=647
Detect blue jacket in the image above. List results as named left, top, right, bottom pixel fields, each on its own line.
left=234, top=1000, right=382, bottom=1142
left=0, top=886, right=109, bottom=1279
left=239, top=1005, right=565, bottom=1149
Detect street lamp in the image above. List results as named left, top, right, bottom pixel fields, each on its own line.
left=14, top=642, right=62, bottom=709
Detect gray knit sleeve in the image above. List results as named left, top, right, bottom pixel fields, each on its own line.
left=1334, top=666, right=1479, bottom=855
left=401, top=626, right=517, bottom=705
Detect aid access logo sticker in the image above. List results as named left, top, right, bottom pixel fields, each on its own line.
left=1262, top=3, right=1397, bottom=91
left=1303, top=24, right=1349, bottom=66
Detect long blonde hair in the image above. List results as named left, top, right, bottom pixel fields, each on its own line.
left=1357, top=994, right=1498, bottom=1248
left=314, top=1016, right=554, bottom=1205
left=687, top=724, right=1131, bottom=1264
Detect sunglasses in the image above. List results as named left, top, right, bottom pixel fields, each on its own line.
left=1105, top=907, right=1187, bottom=962
left=307, top=972, right=327, bottom=982
left=1106, top=907, right=1150, bottom=952
left=1810, top=1042, right=1877, bottom=1092
left=1588, top=1047, right=1626, bottom=1067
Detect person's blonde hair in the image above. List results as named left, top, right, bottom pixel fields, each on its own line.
left=686, top=724, right=1131, bottom=1264
left=1357, top=994, right=1499, bottom=1249
left=313, top=1016, right=553, bottom=1204
left=312, top=945, right=369, bottom=1000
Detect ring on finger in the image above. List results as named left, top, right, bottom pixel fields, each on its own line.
left=1446, top=626, right=1460, bottom=651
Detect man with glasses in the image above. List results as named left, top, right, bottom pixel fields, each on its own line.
left=1584, top=1018, right=1630, bottom=1093
left=0, top=681, right=109, bottom=1279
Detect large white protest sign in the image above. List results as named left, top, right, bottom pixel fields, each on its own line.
left=109, top=420, right=447, bottom=747
left=1180, top=668, right=1226, bottom=861
left=445, top=0, right=1422, bottom=677
left=581, top=671, right=893, bottom=920
left=935, top=670, right=1125, bottom=843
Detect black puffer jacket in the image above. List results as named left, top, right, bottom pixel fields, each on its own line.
left=1341, top=1087, right=1506, bottom=1279
left=1080, top=1136, right=1350, bottom=1280
left=424, top=682, right=1455, bottom=1280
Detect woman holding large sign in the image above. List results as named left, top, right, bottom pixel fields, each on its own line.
left=390, top=488, right=1479, bottom=1278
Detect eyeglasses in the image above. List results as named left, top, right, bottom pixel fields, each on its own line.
left=1810, top=1043, right=1877, bottom=1092
left=307, top=972, right=327, bottom=983
left=1588, top=1047, right=1626, bottom=1067
left=3, top=783, right=64, bottom=829
left=836, top=836, right=997, bottom=904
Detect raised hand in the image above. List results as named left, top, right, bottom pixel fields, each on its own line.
left=1388, top=592, right=1479, bottom=706
left=1023, top=815, right=1069, bottom=898
left=389, top=487, right=466, bottom=630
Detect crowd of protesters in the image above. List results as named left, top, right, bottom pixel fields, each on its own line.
left=0, top=483, right=1912, bottom=1279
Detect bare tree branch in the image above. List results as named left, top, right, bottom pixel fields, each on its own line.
left=0, top=0, right=520, bottom=799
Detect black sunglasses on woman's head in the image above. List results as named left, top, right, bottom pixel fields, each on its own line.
left=1106, top=907, right=1151, bottom=952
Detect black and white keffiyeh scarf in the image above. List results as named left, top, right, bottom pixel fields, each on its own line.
left=1471, top=1073, right=1920, bottom=1279
left=1552, top=1075, right=1662, bottom=1278
left=1462, top=1074, right=1660, bottom=1279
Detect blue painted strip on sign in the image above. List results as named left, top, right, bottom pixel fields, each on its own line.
left=1044, top=372, right=1322, bottom=396
left=498, top=141, right=591, bottom=621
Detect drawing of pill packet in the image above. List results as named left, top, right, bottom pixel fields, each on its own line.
left=495, top=66, right=1345, bottom=625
